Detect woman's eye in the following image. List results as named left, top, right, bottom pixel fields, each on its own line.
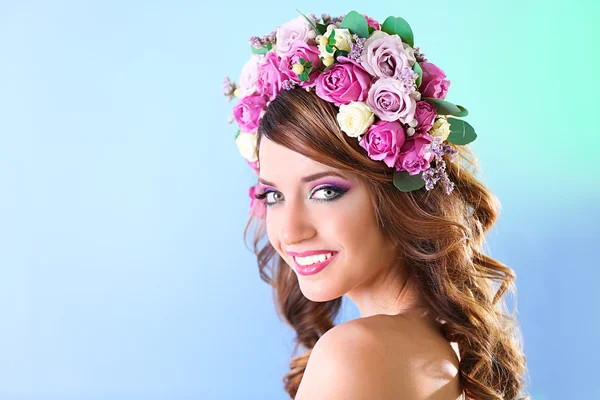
left=265, top=191, right=283, bottom=204
left=311, top=187, right=344, bottom=201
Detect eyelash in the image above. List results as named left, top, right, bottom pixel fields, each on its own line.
left=254, top=185, right=348, bottom=207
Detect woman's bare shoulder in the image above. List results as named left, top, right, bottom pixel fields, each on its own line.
left=296, top=313, right=462, bottom=400
left=352, top=313, right=463, bottom=399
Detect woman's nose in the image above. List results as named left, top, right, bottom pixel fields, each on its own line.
left=279, top=202, right=316, bottom=247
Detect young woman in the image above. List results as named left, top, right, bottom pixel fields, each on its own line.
left=226, top=11, right=530, bottom=400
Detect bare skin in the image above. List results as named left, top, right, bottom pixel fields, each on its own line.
left=258, top=136, right=463, bottom=398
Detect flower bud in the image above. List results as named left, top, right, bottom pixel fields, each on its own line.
left=291, top=64, right=305, bottom=74
left=322, top=55, right=335, bottom=67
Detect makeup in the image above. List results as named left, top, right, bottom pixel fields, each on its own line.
left=288, top=250, right=339, bottom=276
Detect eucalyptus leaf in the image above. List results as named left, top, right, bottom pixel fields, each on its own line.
left=250, top=44, right=272, bottom=55
left=447, top=118, right=477, bottom=145
left=381, top=16, right=414, bottom=47
left=412, top=62, right=422, bottom=89
left=393, top=170, right=426, bottom=192
left=455, top=105, right=469, bottom=117
left=422, top=97, right=462, bottom=116
left=340, top=10, right=369, bottom=38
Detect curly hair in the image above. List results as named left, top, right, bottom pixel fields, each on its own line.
left=243, top=87, right=531, bottom=399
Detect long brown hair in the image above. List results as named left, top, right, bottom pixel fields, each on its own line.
left=243, top=87, right=530, bottom=399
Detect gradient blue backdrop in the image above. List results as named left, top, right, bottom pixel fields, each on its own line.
left=1, top=1, right=598, bottom=399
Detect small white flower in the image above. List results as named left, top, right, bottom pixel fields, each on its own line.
left=235, top=131, right=258, bottom=162
left=316, top=25, right=353, bottom=58
left=429, top=116, right=451, bottom=141
left=336, top=102, right=375, bottom=138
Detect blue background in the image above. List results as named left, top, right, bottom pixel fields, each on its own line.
left=1, top=1, right=598, bottom=399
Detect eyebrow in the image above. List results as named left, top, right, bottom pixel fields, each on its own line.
left=258, top=171, right=349, bottom=187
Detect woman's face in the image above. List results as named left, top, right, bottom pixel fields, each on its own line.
left=257, top=136, right=398, bottom=302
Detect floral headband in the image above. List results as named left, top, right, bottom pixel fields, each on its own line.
left=223, top=10, right=477, bottom=216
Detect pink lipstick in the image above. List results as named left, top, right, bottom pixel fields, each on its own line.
left=288, top=250, right=338, bottom=276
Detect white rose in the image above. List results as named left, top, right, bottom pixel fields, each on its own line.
left=336, top=102, right=375, bottom=138
left=238, top=54, right=264, bottom=97
left=274, top=15, right=316, bottom=56
left=429, top=117, right=451, bottom=141
left=317, top=25, right=353, bottom=58
left=235, top=131, right=258, bottom=162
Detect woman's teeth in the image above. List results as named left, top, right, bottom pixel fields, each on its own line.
left=294, top=253, right=334, bottom=266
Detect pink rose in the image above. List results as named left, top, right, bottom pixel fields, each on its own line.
left=232, top=95, right=267, bottom=133
left=420, top=62, right=450, bottom=100
left=280, top=40, right=322, bottom=87
left=274, top=15, right=316, bottom=56
left=247, top=159, right=259, bottom=174
left=315, top=56, right=372, bottom=106
left=363, top=14, right=381, bottom=30
left=256, top=51, right=285, bottom=101
left=359, top=120, right=405, bottom=168
left=367, top=77, right=419, bottom=123
left=395, top=133, right=434, bottom=175
left=414, top=101, right=437, bottom=134
left=248, top=185, right=266, bottom=219
left=238, top=54, right=264, bottom=97
left=360, top=31, right=416, bottom=79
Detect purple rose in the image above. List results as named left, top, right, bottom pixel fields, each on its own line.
left=256, top=51, right=285, bottom=101
left=280, top=40, right=321, bottom=87
left=414, top=101, right=437, bottom=134
left=360, top=31, right=416, bottom=79
left=363, top=14, right=381, bottom=30
left=367, top=77, right=419, bottom=123
left=395, top=134, right=434, bottom=175
left=315, top=56, right=372, bottom=106
left=359, top=120, right=406, bottom=168
left=233, top=95, right=267, bottom=133
left=420, top=61, right=450, bottom=100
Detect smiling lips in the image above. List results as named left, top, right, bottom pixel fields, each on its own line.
left=287, top=250, right=338, bottom=276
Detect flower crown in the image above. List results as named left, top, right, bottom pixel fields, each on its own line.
left=224, top=10, right=477, bottom=214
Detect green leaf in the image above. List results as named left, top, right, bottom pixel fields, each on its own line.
left=299, top=57, right=306, bottom=64
left=447, top=118, right=477, bottom=145
left=235, top=130, right=241, bottom=140
left=340, top=10, right=369, bottom=38
left=326, top=44, right=334, bottom=53
left=393, top=170, right=426, bottom=192
left=316, top=23, right=328, bottom=36
left=455, top=105, right=469, bottom=117
left=298, top=72, right=309, bottom=82
left=422, top=97, right=462, bottom=116
left=250, top=43, right=272, bottom=55
left=381, top=16, right=414, bottom=47
left=334, top=49, right=349, bottom=59
left=304, top=61, right=313, bottom=69
left=412, top=62, right=422, bottom=89
left=328, top=29, right=337, bottom=45
left=368, top=26, right=376, bottom=35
